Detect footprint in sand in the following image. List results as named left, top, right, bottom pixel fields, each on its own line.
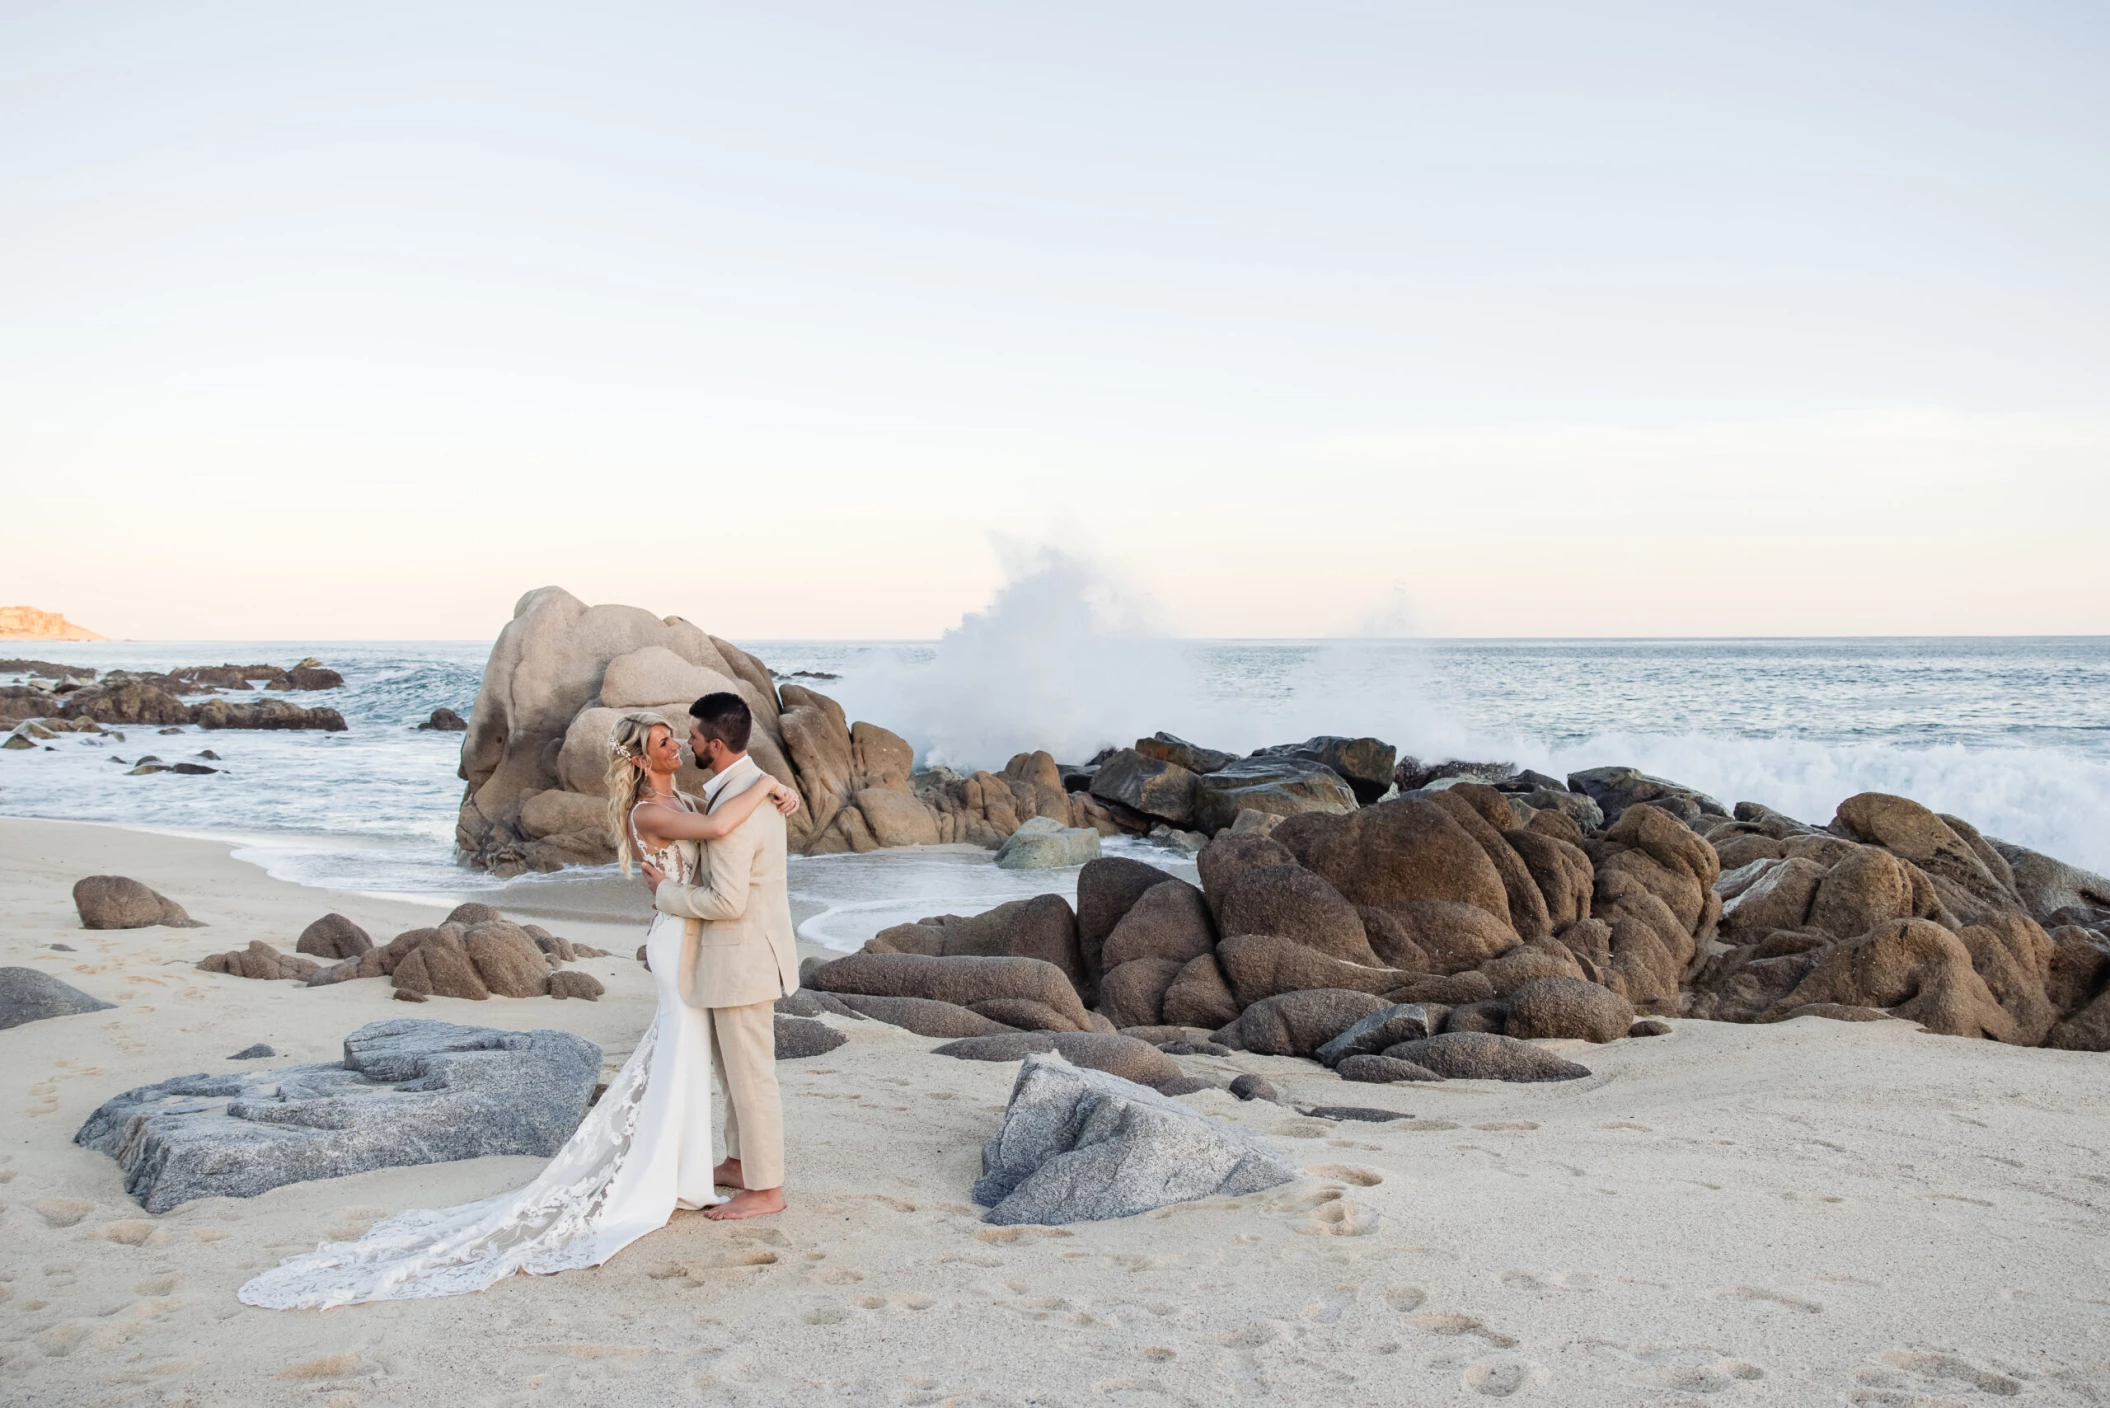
left=1406, top=1313, right=1519, bottom=1349
left=1629, top=1347, right=1766, bottom=1393
left=1299, top=1199, right=1379, bottom=1236
left=1853, top=1350, right=2024, bottom=1399
left=1303, top=1164, right=1384, bottom=1186
left=1462, top=1357, right=1548, bottom=1397
left=1713, top=1286, right=1821, bottom=1314
left=31, top=1198, right=95, bottom=1228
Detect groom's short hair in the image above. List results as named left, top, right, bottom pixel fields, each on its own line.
left=688, top=691, right=753, bottom=753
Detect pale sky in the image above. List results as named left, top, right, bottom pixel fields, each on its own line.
left=2, top=2, right=2105, bottom=640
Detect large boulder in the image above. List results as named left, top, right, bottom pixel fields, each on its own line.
left=73, top=876, right=199, bottom=930
left=1832, top=794, right=2015, bottom=910
left=1991, top=839, right=2110, bottom=927
left=456, top=587, right=796, bottom=872
left=867, top=894, right=1086, bottom=993
left=995, top=816, right=1102, bottom=870
left=1217, top=864, right=1377, bottom=963
left=1767, top=918, right=2016, bottom=1040
left=1212, top=988, right=1390, bottom=1056
left=1503, top=977, right=1634, bottom=1043
left=1100, top=880, right=1216, bottom=969
left=1249, top=736, right=1398, bottom=805
left=807, top=952, right=1094, bottom=1032
left=1196, top=833, right=1299, bottom=916
left=1275, top=799, right=1513, bottom=922
left=1373, top=900, right=1520, bottom=974
left=1215, top=934, right=1417, bottom=1009
left=75, top=1019, right=600, bottom=1212
left=1191, top=756, right=1358, bottom=835
left=1160, top=953, right=1241, bottom=1029
left=1096, top=957, right=1191, bottom=1029
left=1134, top=732, right=1235, bottom=774
left=1075, top=857, right=1181, bottom=983
left=1381, top=1032, right=1591, bottom=1082
left=1566, top=767, right=1727, bottom=829
left=971, top=1053, right=1296, bottom=1225
left=0, top=968, right=115, bottom=1029
left=295, top=913, right=373, bottom=960
left=1088, top=749, right=1201, bottom=827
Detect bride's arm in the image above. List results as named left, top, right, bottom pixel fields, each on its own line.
left=636, top=778, right=799, bottom=844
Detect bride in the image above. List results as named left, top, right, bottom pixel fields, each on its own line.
left=239, top=710, right=801, bottom=1310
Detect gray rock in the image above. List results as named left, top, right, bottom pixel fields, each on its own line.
left=933, top=1030, right=1184, bottom=1088
left=1992, top=838, right=2110, bottom=925
left=1228, top=1073, right=1278, bottom=1102
left=1336, top=1054, right=1445, bottom=1083
left=228, top=1043, right=276, bottom=1060
left=1250, top=736, right=1398, bottom=806
left=1565, top=766, right=1727, bottom=829
left=1394, top=757, right=1517, bottom=790
left=72, top=875, right=200, bottom=929
left=1628, top=1018, right=1673, bottom=1037
left=1380, top=1032, right=1591, bottom=1082
left=1089, top=749, right=1202, bottom=826
left=1516, top=788, right=1605, bottom=832
left=74, top=1018, right=600, bottom=1212
left=1134, top=732, right=1235, bottom=774
left=1504, top=977, right=1633, bottom=1043
left=1145, top=824, right=1207, bottom=856
left=1191, top=756, right=1359, bottom=836
left=995, top=816, right=1104, bottom=870
left=1159, top=1038, right=1233, bottom=1057
left=1314, top=1003, right=1434, bottom=1068
left=0, top=968, right=115, bottom=1030
left=1155, top=1075, right=1214, bottom=1097
left=775, top=1014, right=847, bottom=1059
left=972, top=1052, right=1297, bottom=1225
left=548, top=970, right=604, bottom=1000
left=1300, top=1103, right=1416, bottom=1122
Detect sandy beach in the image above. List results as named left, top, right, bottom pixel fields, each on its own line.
left=3, top=815, right=2108, bottom=1406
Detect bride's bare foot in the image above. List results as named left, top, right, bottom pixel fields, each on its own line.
left=713, top=1157, right=746, bottom=1190
left=703, top=1187, right=785, bottom=1221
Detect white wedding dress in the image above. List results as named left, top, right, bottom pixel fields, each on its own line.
left=239, top=800, right=723, bottom=1310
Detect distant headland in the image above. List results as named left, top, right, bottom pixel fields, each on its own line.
left=0, top=606, right=107, bottom=642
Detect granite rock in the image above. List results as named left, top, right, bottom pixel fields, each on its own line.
left=0, top=967, right=115, bottom=1030
left=74, top=1018, right=600, bottom=1212
left=972, top=1052, right=1297, bottom=1225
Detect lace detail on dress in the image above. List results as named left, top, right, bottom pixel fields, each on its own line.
left=237, top=1017, right=661, bottom=1309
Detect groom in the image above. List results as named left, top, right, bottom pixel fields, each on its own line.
left=642, top=690, right=798, bottom=1221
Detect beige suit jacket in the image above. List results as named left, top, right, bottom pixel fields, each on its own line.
left=653, top=755, right=800, bottom=1010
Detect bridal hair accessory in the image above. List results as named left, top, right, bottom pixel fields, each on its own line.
left=604, top=712, right=674, bottom=876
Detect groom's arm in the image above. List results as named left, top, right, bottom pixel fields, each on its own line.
left=653, top=821, right=759, bottom=922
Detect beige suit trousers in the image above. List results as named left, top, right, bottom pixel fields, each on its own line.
left=707, top=999, right=783, bottom=1190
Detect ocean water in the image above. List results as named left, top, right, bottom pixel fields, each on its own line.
left=4, top=637, right=2107, bottom=944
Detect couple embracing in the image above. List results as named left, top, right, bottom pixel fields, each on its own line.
left=240, top=693, right=805, bottom=1311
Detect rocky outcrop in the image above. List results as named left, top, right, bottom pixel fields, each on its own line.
left=73, top=876, right=199, bottom=929
left=454, top=588, right=1121, bottom=874
left=75, top=1019, right=600, bottom=1212
left=971, top=1053, right=1296, bottom=1225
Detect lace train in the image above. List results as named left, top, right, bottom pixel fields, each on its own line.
left=238, top=1017, right=661, bottom=1310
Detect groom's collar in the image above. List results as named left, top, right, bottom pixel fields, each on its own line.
left=701, top=753, right=757, bottom=806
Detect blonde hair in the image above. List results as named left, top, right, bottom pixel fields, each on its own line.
left=605, top=711, right=673, bottom=876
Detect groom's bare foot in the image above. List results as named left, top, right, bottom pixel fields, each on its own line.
left=713, top=1157, right=746, bottom=1190
left=704, top=1187, right=785, bottom=1221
